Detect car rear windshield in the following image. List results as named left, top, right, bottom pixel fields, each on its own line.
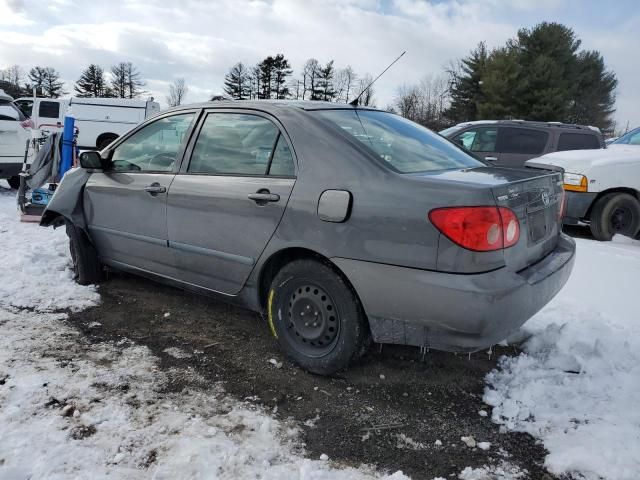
left=0, top=99, right=27, bottom=122
left=314, top=110, right=483, bottom=173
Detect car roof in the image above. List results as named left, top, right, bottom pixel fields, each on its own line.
left=452, top=119, right=601, bottom=133
left=0, top=89, right=14, bottom=101
left=163, top=99, right=381, bottom=114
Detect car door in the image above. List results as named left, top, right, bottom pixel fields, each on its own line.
left=0, top=99, right=29, bottom=162
left=166, top=110, right=296, bottom=295
left=495, top=127, right=549, bottom=167
left=451, top=126, right=500, bottom=163
left=84, top=111, right=198, bottom=276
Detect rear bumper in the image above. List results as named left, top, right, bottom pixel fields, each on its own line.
left=0, top=161, right=23, bottom=179
left=332, top=234, right=576, bottom=352
left=563, top=191, right=597, bottom=225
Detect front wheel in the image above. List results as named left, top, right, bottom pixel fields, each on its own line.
left=65, top=221, right=103, bottom=285
left=268, top=259, right=370, bottom=375
left=590, top=193, right=640, bottom=241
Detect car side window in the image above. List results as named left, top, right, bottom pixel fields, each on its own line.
left=496, top=127, right=548, bottom=155
left=557, top=132, right=600, bottom=151
left=188, top=113, right=281, bottom=175
left=453, top=127, right=498, bottom=152
left=268, top=134, right=295, bottom=176
left=110, top=113, right=195, bottom=172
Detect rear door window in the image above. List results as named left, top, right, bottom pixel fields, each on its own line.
left=188, top=113, right=282, bottom=175
left=496, top=127, right=548, bottom=155
left=453, top=127, right=498, bottom=152
left=557, top=132, right=601, bottom=151
left=38, top=101, right=60, bottom=119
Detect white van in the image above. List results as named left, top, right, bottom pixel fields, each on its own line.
left=15, top=96, right=161, bottom=150
left=0, top=89, right=32, bottom=188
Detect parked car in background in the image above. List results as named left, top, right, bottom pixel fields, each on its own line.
left=41, top=101, right=575, bottom=374
left=527, top=133, right=640, bottom=240
left=440, top=120, right=604, bottom=167
left=0, top=89, right=32, bottom=189
left=14, top=96, right=160, bottom=150
left=607, top=126, right=640, bottom=147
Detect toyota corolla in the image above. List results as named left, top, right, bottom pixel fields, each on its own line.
left=41, top=101, right=575, bottom=374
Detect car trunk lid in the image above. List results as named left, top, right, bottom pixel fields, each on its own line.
left=490, top=170, right=563, bottom=271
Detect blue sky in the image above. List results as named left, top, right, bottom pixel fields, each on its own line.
left=1, top=0, right=637, bottom=130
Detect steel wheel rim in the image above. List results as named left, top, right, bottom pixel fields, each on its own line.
left=285, top=283, right=340, bottom=358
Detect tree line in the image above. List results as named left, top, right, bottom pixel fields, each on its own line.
left=223, top=55, right=375, bottom=105
left=0, top=62, right=146, bottom=99
left=0, top=22, right=618, bottom=130
left=395, top=22, right=617, bottom=131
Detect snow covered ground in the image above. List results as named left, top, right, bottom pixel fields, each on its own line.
left=485, top=235, right=640, bottom=480
left=1, top=183, right=639, bottom=480
left=0, top=188, right=410, bottom=479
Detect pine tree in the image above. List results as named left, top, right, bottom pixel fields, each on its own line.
left=447, top=42, right=488, bottom=123
left=27, top=66, right=65, bottom=97
left=271, top=54, right=292, bottom=99
left=315, top=61, right=336, bottom=101
left=74, top=64, right=110, bottom=97
left=110, top=62, right=145, bottom=98
left=223, top=62, right=250, bottom=100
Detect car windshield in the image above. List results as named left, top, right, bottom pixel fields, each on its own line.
left=611, top=127, right=640, bottom=145
left=315, top=110, right=483, bottom=173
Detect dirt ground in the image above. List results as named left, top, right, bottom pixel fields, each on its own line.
left=67, top=271, right=555, bottom=480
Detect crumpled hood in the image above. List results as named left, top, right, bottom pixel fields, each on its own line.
left=526, top=145, right=640, bottom=173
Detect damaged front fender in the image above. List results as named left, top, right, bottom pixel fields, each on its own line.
left=40, top=167, right=92, bottom=230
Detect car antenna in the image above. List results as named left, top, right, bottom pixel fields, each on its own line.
left=350, top=51, right=406, bottom=107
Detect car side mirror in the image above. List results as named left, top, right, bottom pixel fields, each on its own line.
left=79, top=151, right=104, bottom=170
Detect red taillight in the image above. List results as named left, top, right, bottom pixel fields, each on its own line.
left=20, top=119, right=34, bottom=129
left=429, top=206, right=520, bottom=252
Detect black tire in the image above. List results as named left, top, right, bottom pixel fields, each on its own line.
left=268, top=259, right=370, bottom=375
left=589, top=193, right=640, bottom=241
left=7, top=176, right=20, bottom=189
left=65, top=221, right=103, bottom=285
left=97, top=135, right=118, bottom=150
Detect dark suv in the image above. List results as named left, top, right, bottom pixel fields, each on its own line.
left=440, top=120, right=604, bottom=167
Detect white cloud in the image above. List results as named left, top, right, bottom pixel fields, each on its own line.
left=0, top=0, right=637, bottom=128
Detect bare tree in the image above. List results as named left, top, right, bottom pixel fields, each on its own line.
left=394, top=74, right=450, bottom=130
left=353, top=74, right=376, bottom=107
left=334, top=66, right=357, bottom=103
left=166, top=78, right=189, bottom=107
left=301, top=58, right=320, bottom=100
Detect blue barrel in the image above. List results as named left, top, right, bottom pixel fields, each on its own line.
left=60, top=115, right=75, bottom=177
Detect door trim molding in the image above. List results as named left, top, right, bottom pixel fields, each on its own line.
left=89, top=224, right=168, bottom=247
left=168, top=240, right=255, bottom=266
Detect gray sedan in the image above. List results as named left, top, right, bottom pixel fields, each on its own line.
left=42, top=101, right=575, bottom=374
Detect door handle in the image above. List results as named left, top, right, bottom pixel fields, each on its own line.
left=248, top=191, right=280, bottom=204
left=485, top=156, right=498, bottom=162
left=144, top=183, right=166, bottom=195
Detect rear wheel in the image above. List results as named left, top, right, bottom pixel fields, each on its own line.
left=268, top=259, right=370, bottom=375
left=7, top=176, right=20, bottom=189
left=590, top=193, right=640, bottom=241
left=65, top=221, right=103, bottom=285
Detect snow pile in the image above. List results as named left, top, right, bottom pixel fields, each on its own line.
left=0, top=189, right=99, bottom=311
left=485, top=236, right=640, bottom=480
left=457, top=461, right=527, bottom=480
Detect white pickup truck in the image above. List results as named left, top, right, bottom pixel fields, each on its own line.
left=526, top=127, right=640, bottom=241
